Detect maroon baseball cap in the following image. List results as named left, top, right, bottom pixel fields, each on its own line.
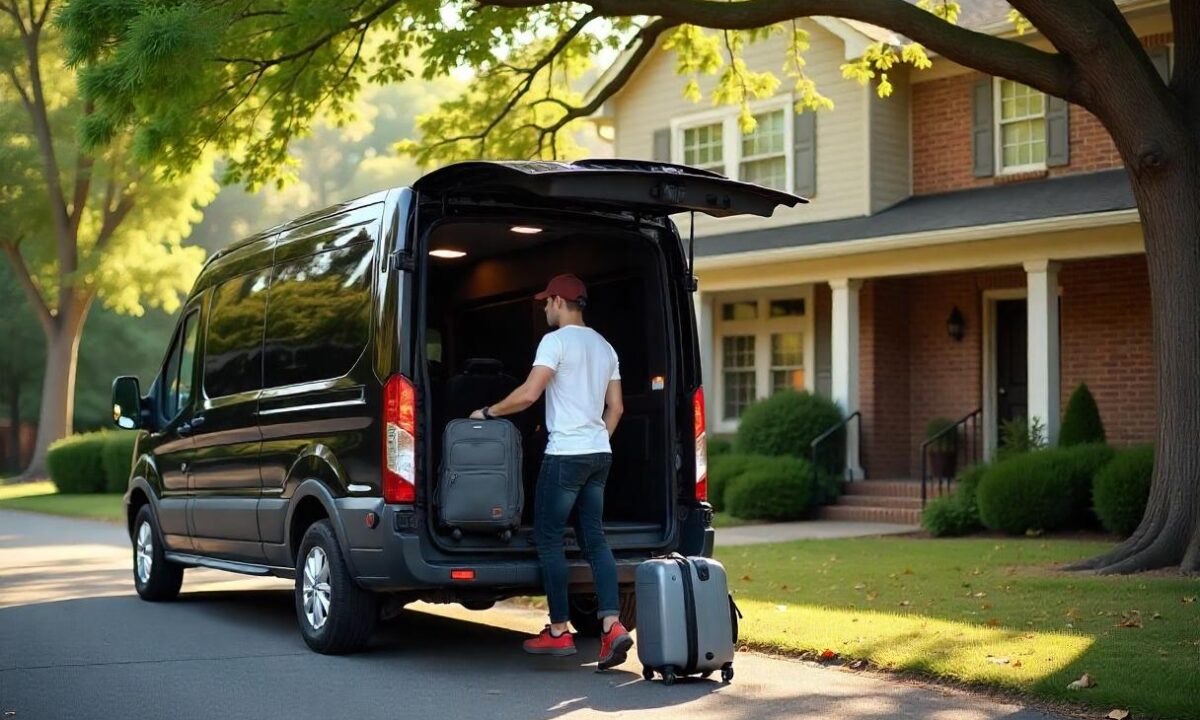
left=534, top=273, right=588, bottom=303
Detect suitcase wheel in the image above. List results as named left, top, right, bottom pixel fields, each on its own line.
left=641, top=666, right=655, bottom=682
left=721, top=664, right=734, bottom=684
left=661, top=668, right=678, bottom=686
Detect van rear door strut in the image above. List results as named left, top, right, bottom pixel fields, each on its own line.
left=686, top=211, right=698, bottom=293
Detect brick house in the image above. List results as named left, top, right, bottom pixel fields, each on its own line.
left=591, top=0, right=1168, bottom=522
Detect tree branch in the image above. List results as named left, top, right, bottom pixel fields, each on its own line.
left=96, top=194, right=135, bottom=251
left=69, top=101, right=96, bottom=238
left=0, top=241, right=55, bottom=336
left=483, top=0, right=1075, bottom=100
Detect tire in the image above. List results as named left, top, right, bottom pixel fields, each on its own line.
left=569, top=588, right=638, bottom=637
left=132, top=505, right=184, bottom=601
left=295, top=519, right=377, bottom=654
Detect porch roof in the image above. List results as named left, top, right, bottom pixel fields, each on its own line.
left=695, top=169, right=1136, bottom=258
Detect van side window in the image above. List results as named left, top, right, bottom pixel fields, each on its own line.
left=162, top=311, right=199, bottom=420
left=263, top=243, right=373, bottom=388
left=205, top=270, right=270, bottom=398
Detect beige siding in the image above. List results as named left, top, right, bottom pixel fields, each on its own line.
left=611, top=20, right=869, bottom=237
left=869, top=66, right=911, bottom=213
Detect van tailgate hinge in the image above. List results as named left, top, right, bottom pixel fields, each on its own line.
left=390, top=249, right=416, bottom=273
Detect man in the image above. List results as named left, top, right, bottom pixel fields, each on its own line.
left=469, top=273, right=632, bottom=670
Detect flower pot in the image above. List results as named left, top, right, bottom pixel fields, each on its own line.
left=929, top=449, right=958, bottom=479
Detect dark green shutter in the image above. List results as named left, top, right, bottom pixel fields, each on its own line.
left=793, top=110, right=816, bottom=197
left=1148, top=46, right=1171, bottom=83
left=1045, top=95, right=1070, bottom=167
left=971, top=79, right=995, bottom=178
left=652, top=128, right=671, bottom=162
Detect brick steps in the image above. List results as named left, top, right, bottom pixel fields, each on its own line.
left=818, top=479, right=945, bottom=525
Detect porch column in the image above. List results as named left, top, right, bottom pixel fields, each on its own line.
left=1024, top=260, right=1061, bottom=445
left=829, top=279, right=863, bottom=480
left=693, top=291, right=715, bottom=430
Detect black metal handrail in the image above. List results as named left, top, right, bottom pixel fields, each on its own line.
left=920, top=407, right=982, bottom=507
left=811, top=411, right=862, bottom=500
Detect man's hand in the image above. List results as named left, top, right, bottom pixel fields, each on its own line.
left=469, top=408, right=487, bottom=420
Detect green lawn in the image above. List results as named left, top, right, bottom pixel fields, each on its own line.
left=716, top=537, right=1200, bottom=720
left=0, top=480, right=124, bottom=522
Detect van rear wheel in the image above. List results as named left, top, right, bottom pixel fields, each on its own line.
left=569, top=589, right=637, bottom=637
left=295, top=519, right=377, bottom=654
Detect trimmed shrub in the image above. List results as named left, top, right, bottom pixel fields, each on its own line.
left=921, top=463, right=987, bottom=537
left=735, top=390, right=844, bottom=461
left=707, top=453, right=761, bottom=512
left=725, top=455, right=813, bottom=521
left=46, top=432, right=109, bottom=494
left=1059, top=384, right=1106, bottom=447
left=101, top=432, right=139, bottom=493
left=1093, top=444, right=1154, bottom=536
left=708, top=436, right=734, bottom=458
left=977, top=444, right=1114, bottom=534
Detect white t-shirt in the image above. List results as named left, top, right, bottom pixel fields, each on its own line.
left=532, top=325, right=621, bottom=455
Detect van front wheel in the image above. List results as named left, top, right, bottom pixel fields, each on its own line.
left=295, top=520, right=377, bottom=654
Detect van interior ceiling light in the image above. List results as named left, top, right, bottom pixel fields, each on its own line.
left=510, top=226, right=543, bottom=234
left=429, top=249, right=467, bottom=259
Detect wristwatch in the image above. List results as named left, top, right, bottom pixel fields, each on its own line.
left=481, top=406, right=495, bottom=420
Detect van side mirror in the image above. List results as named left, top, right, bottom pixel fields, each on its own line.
left=112, top=376, right=143, bottom=430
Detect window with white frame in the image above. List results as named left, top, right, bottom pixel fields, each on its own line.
left=683, top=122, right=725, bottom=172
left=674, top=98, right=793, bottom=191
left=996, top=79, right=1047, bottom=172
left=714, top=290, right=814, bottom=427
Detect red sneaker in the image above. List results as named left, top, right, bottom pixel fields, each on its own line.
left=597, top=621, right=633, bottom=670
left=523, top=625, right=577, bottom=656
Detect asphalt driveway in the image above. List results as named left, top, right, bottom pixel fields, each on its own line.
left=0, top=509, right=1066, bottom=720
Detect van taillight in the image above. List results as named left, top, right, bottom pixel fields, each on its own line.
left=693, top=387, right=707, bottom=502
left=383, top=374, right=416, bottom=504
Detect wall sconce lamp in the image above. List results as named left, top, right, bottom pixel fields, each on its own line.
left=946, top=306, right=966, bottom=342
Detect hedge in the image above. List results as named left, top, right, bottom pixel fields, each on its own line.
left=47, top=433, right=109, bottom=494
left=976, top=444, right=1114, bottom=534
left=1059, top=383, right=1106, bottom=447
left=100, top=432, right=138, bottom=493
left=707, top=453, right=760, bottom=512
left=724, top=455, right=813, bottom=521
left=921, top=463, right=986, bottom=537
left=47, top=431, right=139, bottom=494
left=735, top=390, right=844, bottom=463
left=1093, top=444, right=1153, bottom=536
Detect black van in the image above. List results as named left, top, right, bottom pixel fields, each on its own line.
left=112, top=159, right=803, bottom=653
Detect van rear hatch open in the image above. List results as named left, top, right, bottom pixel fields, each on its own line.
left=412, top=159, right=807, bottom=218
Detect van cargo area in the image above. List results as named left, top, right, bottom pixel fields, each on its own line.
left=416, top=211, right=679, bottom=555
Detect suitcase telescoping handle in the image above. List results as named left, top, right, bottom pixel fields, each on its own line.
left=665, top=552, right=711, bottom=581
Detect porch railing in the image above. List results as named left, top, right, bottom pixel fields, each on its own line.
left=920, top=407, right=983, bottom=507
left=811, top=411, right=862, bottom=503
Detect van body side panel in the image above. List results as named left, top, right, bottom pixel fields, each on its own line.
left=187, top=234, right=274, bottom=563
left=255, top=203, right=386, bottom=557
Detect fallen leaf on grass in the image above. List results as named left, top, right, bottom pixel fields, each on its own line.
left=986, top=655, right=1010, bottom=665
left=972, top=591, right=988, bottom=598
left=853, top=583, right=867, bottom=590
left=985, top=618, right=1002, bottom=627
left=1067, top=673, right=1096, bottom=690
left=775, top=604, right=788, bottom=612
left=1183, top=596, right=1196, bottom=604
left=898, top=600, right=911, bottom=607
left=740, top=575, right=753, bottom=582
left=1151, top=612, right=1162, bottom=620
left=1106, top=710, right=1131, bottom=720
left=1117, top=616, right=1143, bottom=629
left=980, top=603, right=993, bottom=610
left=849, top=659, right=867, bottom=670
left=820, top=649, right=837, bottom=660
left=867, top=591, right=879, bottom=601
left=1012, top=660, right=1023, bottom=668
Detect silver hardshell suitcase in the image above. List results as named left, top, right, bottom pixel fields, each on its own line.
left=635, top=554, right=741, bottom=684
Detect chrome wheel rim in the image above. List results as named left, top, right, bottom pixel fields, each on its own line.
left=302, top=547, right=332, bottom=630
left=135, top=521, right=153, bottom=584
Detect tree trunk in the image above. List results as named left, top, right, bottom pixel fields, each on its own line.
left=8, top=375, right=21, bottom=475
left=1071, top=142, right=1200, bottom=574
left=19, top=297, right=92, bottom=480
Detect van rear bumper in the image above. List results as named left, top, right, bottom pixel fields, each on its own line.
left=352, top=505, right=714, bottom=593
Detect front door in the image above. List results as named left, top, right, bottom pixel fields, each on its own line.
left=995, top=299, right=1028, bottom=442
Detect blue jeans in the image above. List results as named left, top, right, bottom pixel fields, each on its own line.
left=533, top=452, right=619, bottom=624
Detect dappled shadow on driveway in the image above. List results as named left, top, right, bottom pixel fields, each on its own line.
left=1, top=588, right=1061, bottom=720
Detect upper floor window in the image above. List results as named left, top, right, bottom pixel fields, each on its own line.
left=674, top=98, right=793, bottom=191
left=996, top=79, right=1046, bottom=172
